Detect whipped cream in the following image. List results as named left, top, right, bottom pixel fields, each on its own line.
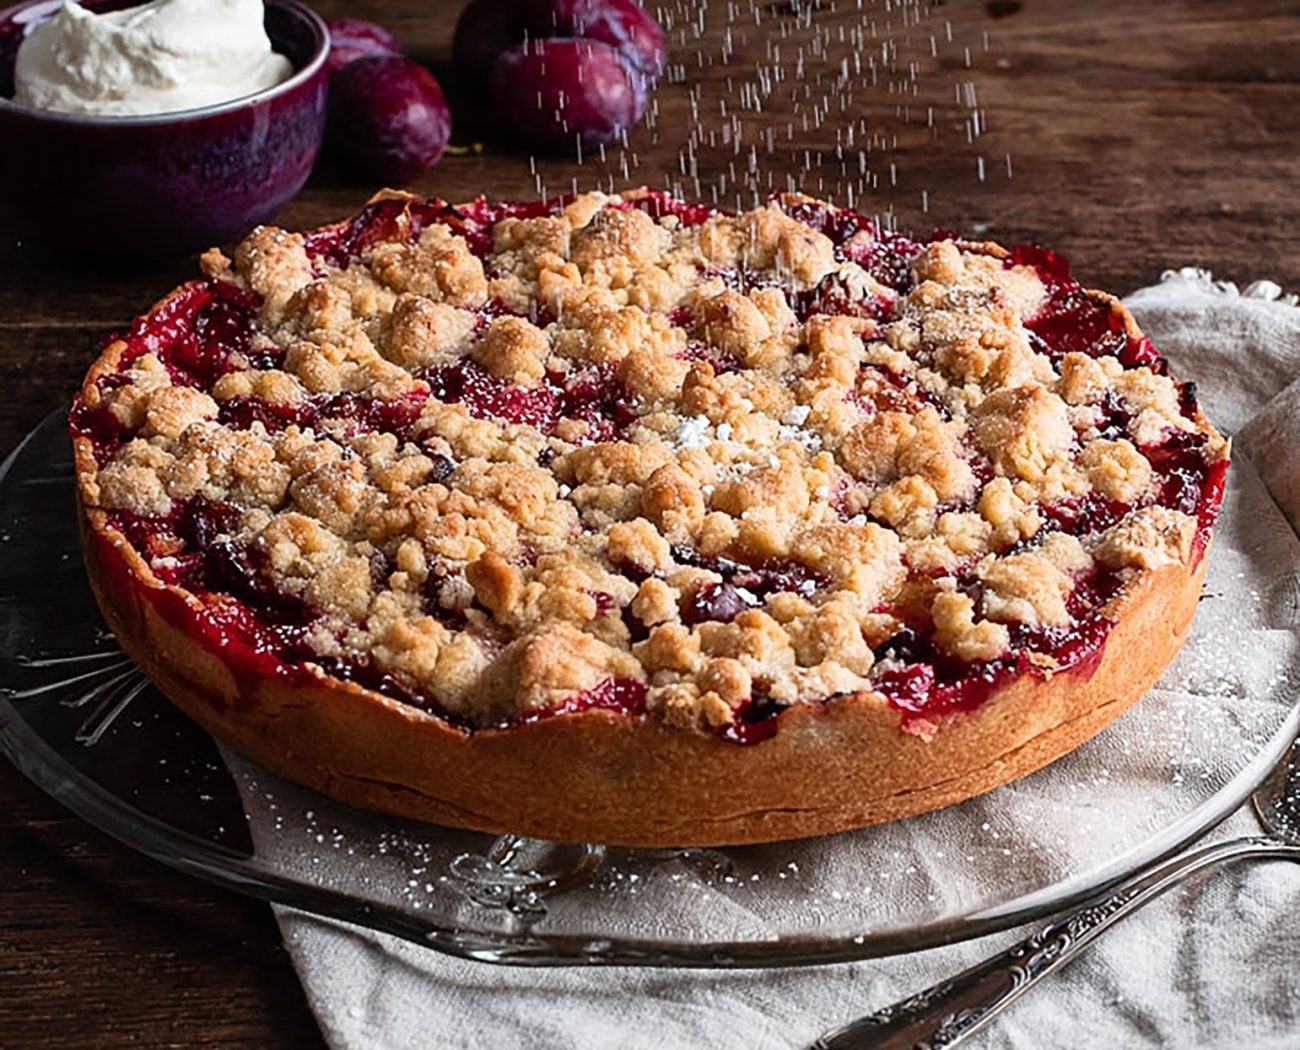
left=13, top=0, right=293, bottom=117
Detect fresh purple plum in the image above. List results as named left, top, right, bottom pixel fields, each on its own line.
left=328, top=56, right=452, bottom=184
left=454, top=0, right=665, bottom=88
left=560, top=0, right=666, bottom=81
left=491, top=37, right=643, bottom=149
left=325, top=18, right=403, bottom=77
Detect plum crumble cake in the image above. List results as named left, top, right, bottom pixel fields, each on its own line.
left=72, top=189, right=1229, bottom=846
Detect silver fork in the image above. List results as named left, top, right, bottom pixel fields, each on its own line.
left=810, top=735, right=1300, bottom=1050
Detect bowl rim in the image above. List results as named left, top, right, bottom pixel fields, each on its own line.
left=0, top=0, right=329, bottom=126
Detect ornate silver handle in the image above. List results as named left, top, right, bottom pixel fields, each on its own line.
left=811, top=836, right=1300, bottom=1050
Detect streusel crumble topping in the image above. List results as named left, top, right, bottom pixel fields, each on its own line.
left=74, top=190, right=1229, bottom=741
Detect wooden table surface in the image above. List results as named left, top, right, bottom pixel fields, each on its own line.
left=3, top=1, right=1298, bottom=1045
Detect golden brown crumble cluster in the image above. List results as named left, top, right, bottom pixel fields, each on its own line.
left=85, top=192, right=1227, bottom=732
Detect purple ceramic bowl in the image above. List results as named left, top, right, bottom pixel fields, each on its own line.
left=0, top=0, right=328, bottom=261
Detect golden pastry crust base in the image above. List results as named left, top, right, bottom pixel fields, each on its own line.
left=73, top=258, right=1220, bottom=848
left=78, top=457, right=1208, bottom=846
left=79, top=500, right=1206, bottom=847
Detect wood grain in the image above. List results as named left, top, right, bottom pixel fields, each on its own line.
left=1, top=0, right=1298, bottom=1044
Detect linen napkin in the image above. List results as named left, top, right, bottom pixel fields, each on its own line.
left=239, top=269, right=1300, bottom=1050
